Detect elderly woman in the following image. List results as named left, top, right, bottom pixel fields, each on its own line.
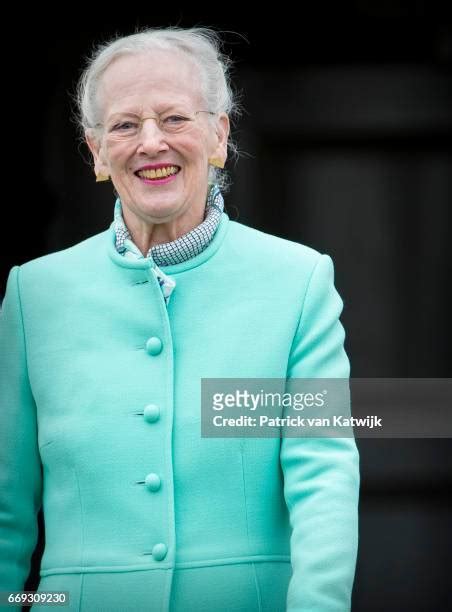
left=0, top=27, right=359, bottom=612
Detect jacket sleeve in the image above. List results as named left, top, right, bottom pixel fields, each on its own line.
left=280, top=254, right=360, bottom=612
left=0, top=266, right=42, bottom=595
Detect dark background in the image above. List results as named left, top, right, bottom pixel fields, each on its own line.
left=2, top=4, right=451, bottom=611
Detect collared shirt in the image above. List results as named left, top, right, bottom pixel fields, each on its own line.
left=113, top=184, right=224, bottom=306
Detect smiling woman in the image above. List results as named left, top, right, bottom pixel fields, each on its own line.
left=84, top=44, right=230, bottom=251
left=0, top=27, right=360, bottom=612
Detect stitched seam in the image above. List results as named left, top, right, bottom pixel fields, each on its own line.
left=40, top=557, right=291, bottom=575
left=74, top=468, right=85, bottom=573
left=14, top=266, right=31, bottom=375
left=78, top=573, right=84, bottom=612
left=286, top=253, right=325, bottom=373
left=14, top=265, right=41, bottom=582
left=240, top=448, right=252, bottom=556
left=252, top=562, right=263, bottom=612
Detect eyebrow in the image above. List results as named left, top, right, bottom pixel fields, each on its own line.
left=107, top=106, right=191, bottom=120
left=106, top=111, right=142, bottom=122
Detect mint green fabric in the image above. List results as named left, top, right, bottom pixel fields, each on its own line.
left=0, top=213, right=359, bottom=611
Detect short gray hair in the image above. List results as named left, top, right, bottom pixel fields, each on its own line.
left=75, top=26, right=242, bottom=190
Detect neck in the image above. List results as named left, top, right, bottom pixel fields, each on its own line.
left=122, top=201, right=206, bottom=256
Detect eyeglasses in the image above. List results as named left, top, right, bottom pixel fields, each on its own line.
left=97, top=110, right=216, bottom=141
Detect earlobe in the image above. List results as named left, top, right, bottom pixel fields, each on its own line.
left=210, top=114, right=229, bottom=169
left=85, top=131, right=99, bottom=159
left=85, top=131, right=109, bottom=179
left=217, top=114, right=230, bottom=147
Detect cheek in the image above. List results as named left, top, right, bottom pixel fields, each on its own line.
left=103, top=143, right=130, bottom=170
left=180, top=132, right=210, bottom=164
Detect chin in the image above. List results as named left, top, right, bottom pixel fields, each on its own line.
left=138, top=199, right=184, bottom=222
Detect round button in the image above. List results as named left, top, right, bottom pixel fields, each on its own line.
left=146, top=337, right=163, bottom=356
left=143, top=404, right=160, bottom=423
left=145, top=473, right=161, bottom=492
left=152, top=543, right=167, bottom=561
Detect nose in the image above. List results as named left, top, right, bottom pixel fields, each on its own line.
left=136, top=117, right=169, bottom=155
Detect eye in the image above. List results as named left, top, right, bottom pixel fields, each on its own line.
left=163, top=115, right=190, bottom=125
left=111, top=121, right=137, bottom=131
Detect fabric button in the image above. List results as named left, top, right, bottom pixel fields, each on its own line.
left=143, top=404, right=160, bottom=423
left=145, top=473, right=161, bottom=492
left=146, top=336, right=163, bottom=356
left=152, top=543, right=167, bottom=561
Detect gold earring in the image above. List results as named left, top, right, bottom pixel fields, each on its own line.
left=208, top=157, right=225, bottom=169
left=96, top=172, right=110, bottom=183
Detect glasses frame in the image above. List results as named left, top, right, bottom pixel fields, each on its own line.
left=95, top=110, right=216, bottom=140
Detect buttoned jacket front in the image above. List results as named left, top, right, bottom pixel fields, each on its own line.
left=0, top=213, right=359, bottom=611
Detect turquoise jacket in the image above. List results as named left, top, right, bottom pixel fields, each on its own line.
left=0, top=213, right=359, bottom=611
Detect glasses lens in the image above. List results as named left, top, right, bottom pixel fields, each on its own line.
left=159, top=114, right=194, bottom=134
left=106, top=119, right=140, bottom=141
left=105, top=111, right=208, bottom=140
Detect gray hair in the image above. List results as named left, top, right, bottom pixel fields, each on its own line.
left=75, top=26, right=242, bottom=190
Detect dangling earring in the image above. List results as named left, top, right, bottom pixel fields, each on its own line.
left=96, top=172, right=110, bottom=183
left=208, top=157, right=225, bottom=169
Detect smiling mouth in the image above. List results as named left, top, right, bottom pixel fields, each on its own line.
left=135, top=166, right=180, bottom=180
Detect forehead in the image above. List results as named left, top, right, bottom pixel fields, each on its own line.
left=98, top=50, right=204, bottom=116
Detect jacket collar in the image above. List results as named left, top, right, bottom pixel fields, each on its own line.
left=107, top=212, right=229, bottom=275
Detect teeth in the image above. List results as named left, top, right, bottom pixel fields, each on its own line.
left=138, top=166, right=179, bottom=179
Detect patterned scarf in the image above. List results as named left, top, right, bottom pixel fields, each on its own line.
left=113, top=184, right=224, bottom=305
